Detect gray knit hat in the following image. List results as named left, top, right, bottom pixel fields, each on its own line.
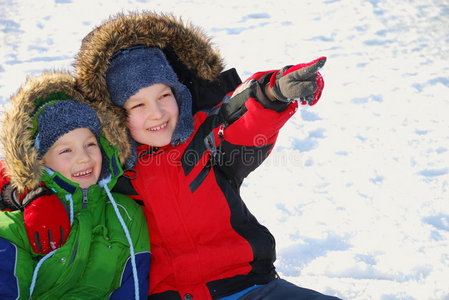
left=105, top=45, right=193, bottom=145
left=33, top=99, right=101, bottom=157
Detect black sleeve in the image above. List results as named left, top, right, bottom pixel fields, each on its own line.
left=112, top=173, right=145, bottom=206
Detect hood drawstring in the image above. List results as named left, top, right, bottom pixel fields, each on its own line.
left=29, top=193, right=75, bottom=298
left=29, top=248, right=57, bottom=298
left=66, top=193, right=74, bottom=225
left=99, top=177, right=140, bottom=300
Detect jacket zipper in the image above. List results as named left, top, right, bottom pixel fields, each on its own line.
left=190, top=123, right=227, bottom=193
left=82, top=189, right=88, bottom=209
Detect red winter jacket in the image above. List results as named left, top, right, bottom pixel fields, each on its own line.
left=129, top=71, right=298, bottom=300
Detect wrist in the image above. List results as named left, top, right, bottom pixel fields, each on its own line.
left=264, top=83, right=277, bottom=102
left=253, top=74, right=291, bottom=112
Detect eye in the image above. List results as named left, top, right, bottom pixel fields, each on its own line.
left=130, top=103, right=144, bottom=110
left=58, top=148, right=71, bottom=155
left=131, top=103, right=143, bottom=109
left=159, top=92, right=173, bottom=100
left=87, top=141, right=98, bottom=147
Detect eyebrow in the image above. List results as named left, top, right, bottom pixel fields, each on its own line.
left=53, top=134, right=96, bottom=146
left=124, top=97, right=140, bottom=108
left=128, top=85, right=172, bottom=101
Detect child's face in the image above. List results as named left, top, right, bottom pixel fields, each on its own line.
left=43, top=128, right=102, bottom=189
left=124, top=83, right=179, bottom=147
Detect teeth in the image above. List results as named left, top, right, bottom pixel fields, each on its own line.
left=73, top=169, right=92, bottom=177
left=149, top=122, right=168, bottom=131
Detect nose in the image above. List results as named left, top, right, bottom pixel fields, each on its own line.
left=77, top=148, right=92, bottom=164
left=146, top=100, right=163, bottom=120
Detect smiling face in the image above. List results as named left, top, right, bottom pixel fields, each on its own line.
left=124, top=83, right=179, bottom=147
left=42, top=128, right=102, bottom=189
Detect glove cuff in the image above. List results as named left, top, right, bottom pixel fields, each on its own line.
left=256, top=74, right=292, bottom=112
left=0, top=183, right=22, bottom=211
left=21, top=186, right=54, bottom=208
left=269, top=69, right=297, bottom=103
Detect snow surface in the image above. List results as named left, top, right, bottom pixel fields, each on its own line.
left=1, top=0, right=448, bottom=299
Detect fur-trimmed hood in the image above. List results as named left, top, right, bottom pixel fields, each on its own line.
left=75, top=11, right=224, bottom=106
left=0, top=71, right=129, bottom=192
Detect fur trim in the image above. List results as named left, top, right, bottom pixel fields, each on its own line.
left=0, top=71, right=130, bottom=192
left=75, top=11, right=224, bottom=106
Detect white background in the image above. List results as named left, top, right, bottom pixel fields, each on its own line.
left=1, top=0, right=448, bottom=299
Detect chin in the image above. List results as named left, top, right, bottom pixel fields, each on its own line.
left=79, top=180, right=98, bottom=189
left=151, top=141, right=171, bottom=147
left=148, top=136, right=172, bottom=148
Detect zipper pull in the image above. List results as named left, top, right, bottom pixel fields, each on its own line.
left=218, top=123, right=226, bottom=140
left=215, top=123, right=226, bottom=165
left=82, top=189, right=88, bottom=209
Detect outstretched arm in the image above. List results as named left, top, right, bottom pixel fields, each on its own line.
left=215, top=57, right=326, bottom=183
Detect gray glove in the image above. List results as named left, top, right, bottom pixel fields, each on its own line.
left=270, top=56, right=326, bottom=105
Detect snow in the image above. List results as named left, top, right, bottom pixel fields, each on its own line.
left=1, top=0, right=448, bottom=299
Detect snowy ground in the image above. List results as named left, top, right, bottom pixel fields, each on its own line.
left=1, top=0, right=449, bottom=299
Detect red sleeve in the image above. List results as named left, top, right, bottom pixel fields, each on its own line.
left=224, top=97, right=297, bottom=146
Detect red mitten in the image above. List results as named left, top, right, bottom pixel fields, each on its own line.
left=22, top=186, right=71, bottom=254
left=269, top=56, right=326, bottom=105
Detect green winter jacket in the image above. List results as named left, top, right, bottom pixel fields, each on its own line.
left=0, top=72, right=150, bottom=299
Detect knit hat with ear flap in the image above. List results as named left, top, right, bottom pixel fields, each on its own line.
left=105, top=45, right=193, bottom=145
left=32, top=97, right=101, bottom=157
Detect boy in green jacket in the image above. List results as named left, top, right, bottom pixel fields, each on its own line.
left=0, top=71, right=150, bottom=299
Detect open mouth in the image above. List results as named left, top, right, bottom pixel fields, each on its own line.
left=72, top=168, right=93, bottom=178
left=149, top=122, right=168, bottom=131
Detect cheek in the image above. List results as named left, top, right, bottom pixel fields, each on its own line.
left=45, top=156, right=71, bottom=177
left=167, top=100, right=179, bottom=120
left=127, top=113, right=142, bottom=131
left=90, top=148, right=103, bottom=165
left=94, top=153, right=103, bottom=176
left=43, top=152, right=57, bottom=170
left=126, top=115, right=147, bottom=142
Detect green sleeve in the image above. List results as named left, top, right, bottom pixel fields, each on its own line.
left=0, top=211, right=37, bottom=299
